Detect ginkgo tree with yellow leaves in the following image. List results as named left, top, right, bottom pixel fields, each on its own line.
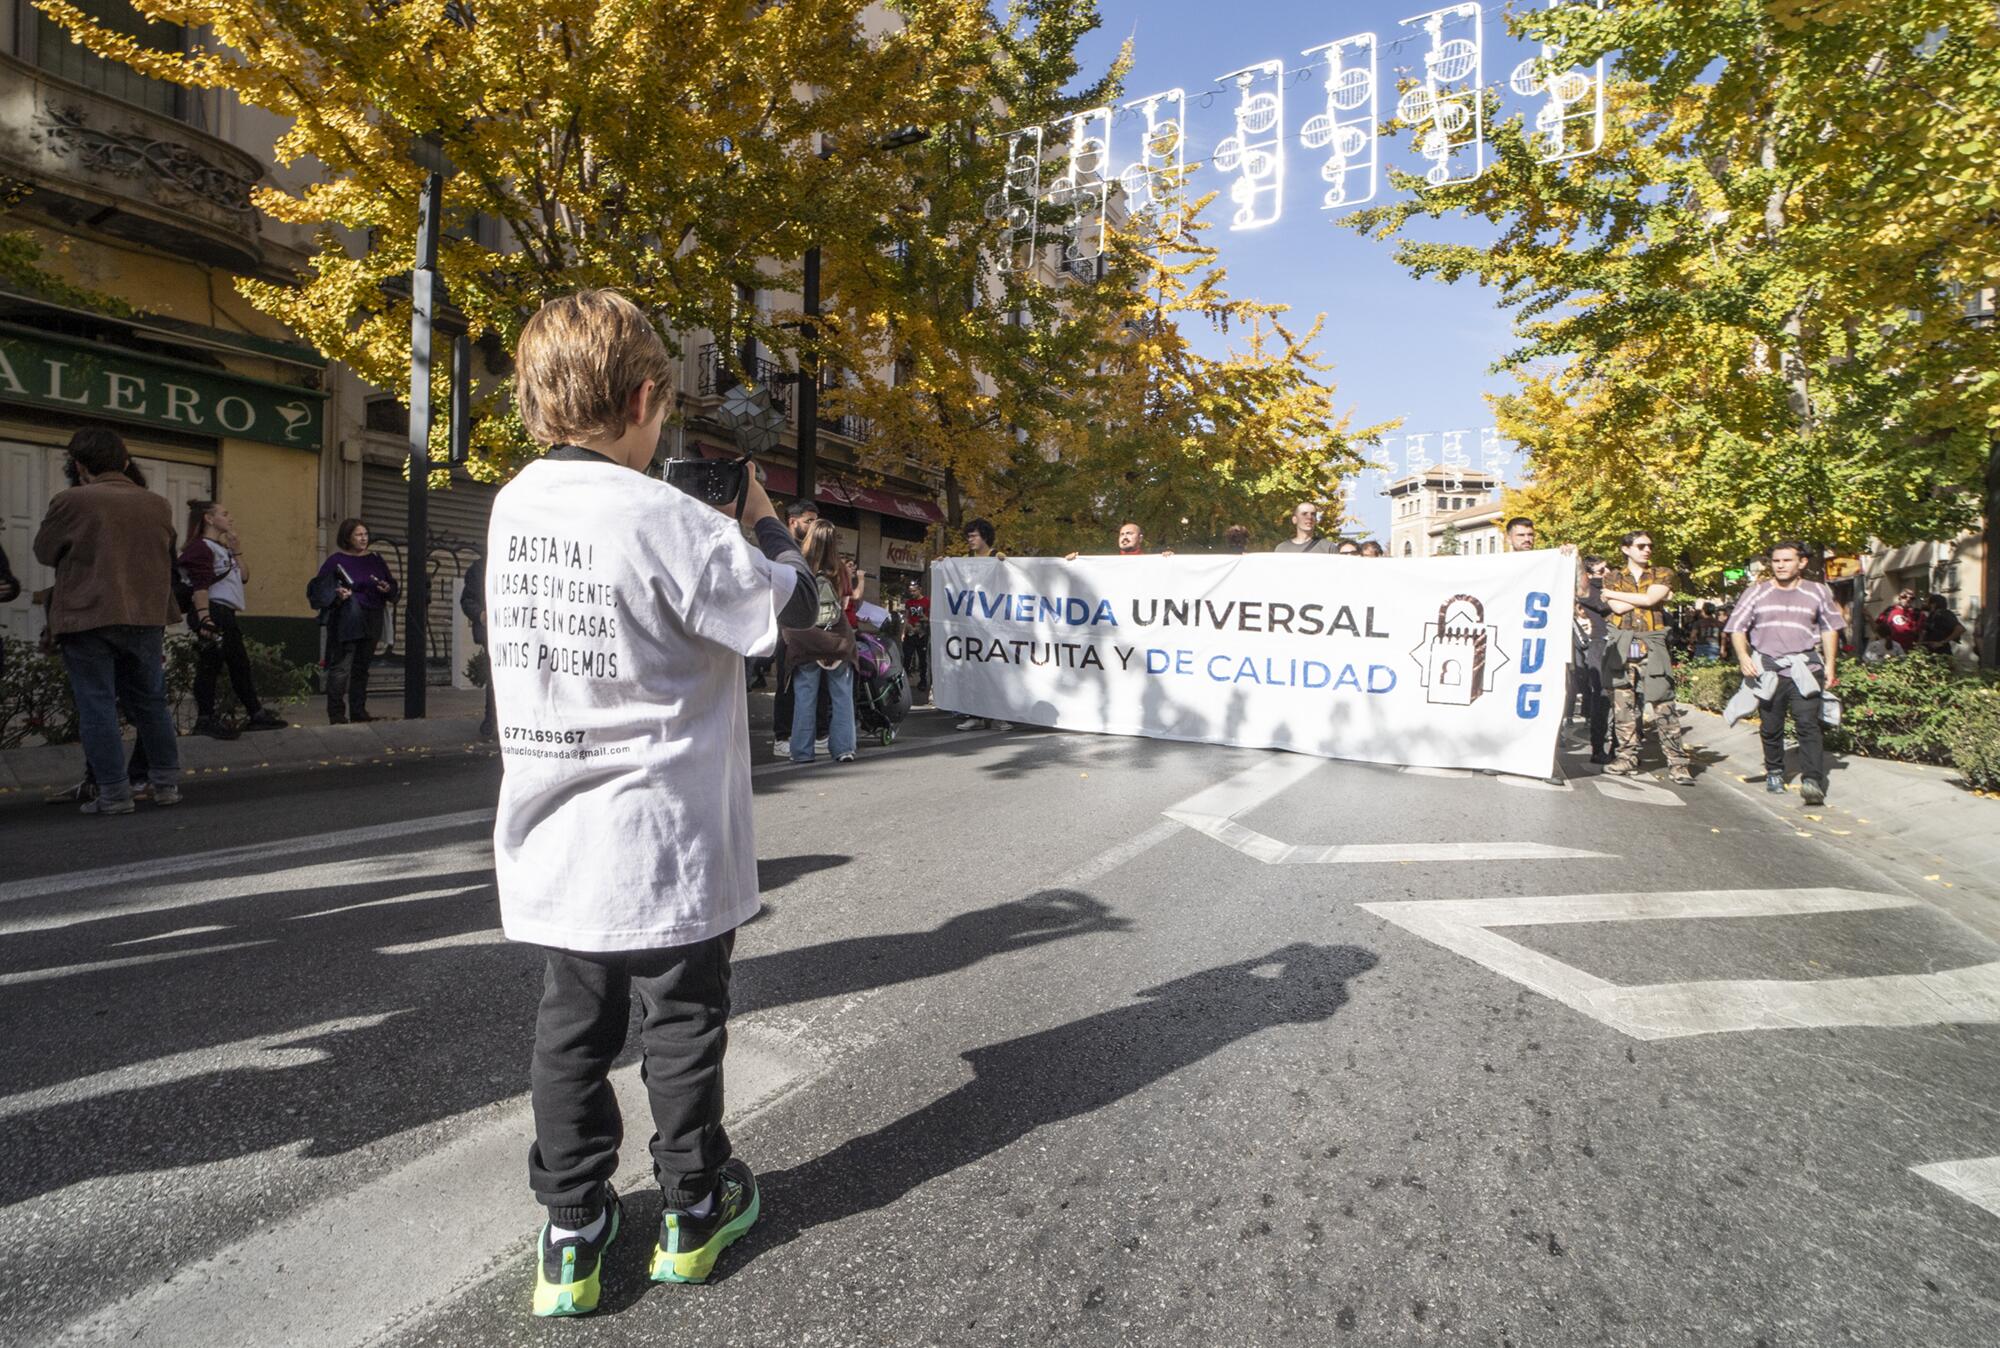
left=822, top=173, right=1380, bottom=556
left=32, top=0, right=1064, bottom=475
left=998, top=191, right=1381, bottom=557
left=1347, top=0, right=2000, bottom=592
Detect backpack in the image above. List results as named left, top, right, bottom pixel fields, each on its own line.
left=171, top=562, right=196, bottom=617
left=814, top=575, right=842, bottom=630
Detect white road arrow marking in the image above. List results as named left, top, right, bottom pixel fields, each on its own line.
left=1360, top=888, right=2000, bottom=1039
left=1911, top=1157, right=2000, bottom=1221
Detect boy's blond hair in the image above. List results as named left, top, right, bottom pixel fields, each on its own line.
left=515, top=289, right=675, bottom=447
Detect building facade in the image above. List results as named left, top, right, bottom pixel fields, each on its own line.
left=0, top=4, right=370, bottom=664
left=1385, top=468, right=1506, bottom=558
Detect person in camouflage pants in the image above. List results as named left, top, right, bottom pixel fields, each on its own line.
left=1601, top=529, right=1694, bottom=785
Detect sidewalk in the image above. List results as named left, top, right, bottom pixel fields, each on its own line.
left=0, top=683, right=956, bottom=799
left=1680, top=705, right=2000, bottom=916
left=0, top=687, right=494, bottom=798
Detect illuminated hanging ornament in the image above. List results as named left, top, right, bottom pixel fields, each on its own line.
left=984, top=127, right=1044, bottom=273
left=1398, top=3, right=1484, bottom=189
left=1118, top=89, right=1189, bottom=243
left=1404, top=432, right=1433, bottom=476
left=1439, top=428, right=1470, bottom=490
left=1479, top=426, right=1514, bottom=478
left=1299, top=32, right=1377, bottom=211
left=1046, top=107, right=1112, bottom=277
left=1211, top=60, right=1286, bottom=230
left=1509, top=0, right=1606, bottom=162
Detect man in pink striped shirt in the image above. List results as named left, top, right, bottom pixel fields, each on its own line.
left=1723, top=540, right=1845, bottom=805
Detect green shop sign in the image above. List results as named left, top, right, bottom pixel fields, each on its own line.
left=0, top=324, right=326, bottom=451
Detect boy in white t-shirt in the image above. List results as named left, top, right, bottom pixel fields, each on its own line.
left=489, top=291, right=816, bottom=1317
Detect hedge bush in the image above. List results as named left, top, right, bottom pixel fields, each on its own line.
left=0, top=633, right=312, bottom=749
left=1674, top=653, right=2000, bottom=781
left=1951, top=690, right=2000, bottom=792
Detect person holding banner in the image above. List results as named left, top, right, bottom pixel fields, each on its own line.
left=953, top=518, right=1010, bottom=731
left=1599, top=531, right=1694, bottom=785
left=1273, top=502, right=1334, bottom=554
left=1064, top=521, right=1173, bottom=561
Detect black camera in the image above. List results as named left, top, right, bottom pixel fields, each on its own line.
left=662, top=455, right=759, bottom=512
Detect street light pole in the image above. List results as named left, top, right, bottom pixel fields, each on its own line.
left=797, top=245, right=820, bottom=508
left=404, top=172, right=442, bottom=720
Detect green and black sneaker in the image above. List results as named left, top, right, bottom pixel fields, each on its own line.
left=650, top=1158, right=760, bottom=1284
left=532, top=1185, right=622, bottom=1318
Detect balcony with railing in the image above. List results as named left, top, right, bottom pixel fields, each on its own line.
left=817, top=411, right=874, bottom=443
left=693, top=344, right=794, bottom=420
left=0, top=52, right=265, bottom=272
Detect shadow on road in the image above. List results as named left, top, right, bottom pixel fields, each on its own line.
left=0, top=872, right=1132, bottom=1209
left=604, top=941, right=1382, bottom=1304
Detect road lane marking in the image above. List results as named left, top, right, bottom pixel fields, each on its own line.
left=0, top=1013, right=405, bottom=1121
left=107, top=923, right=232, bottom=946
left=1045, top=818, right=1187, bottom=890
left=1358, top=888, right=2000, bottom=1039
left=377, top=929, right=509, bottom=956
left=1590, top=775, right=1686, bottom=807
left=287, top=884, right=489, bottom=920
left=1911, top=1157, right=2000, bottom=1221
left=0, top=809, right=494, bottom=905
left=1158, top=751, right=1327, bottom=817
left=47, top=1030, right=818, bottom=1348
left=0, top=939, right=274, bottom=988
left=0, top=844, right=493, bottom=937
left=1166, top=813, right=1609, bottom=866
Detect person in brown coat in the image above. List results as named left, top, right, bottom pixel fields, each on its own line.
left=32, top=427, right=183, bottom=814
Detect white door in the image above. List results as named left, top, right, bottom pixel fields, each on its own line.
left=0, top=440, right=212, bottom=644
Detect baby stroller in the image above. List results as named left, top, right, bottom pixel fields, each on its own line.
left=854, top=622, right=912, bottom=746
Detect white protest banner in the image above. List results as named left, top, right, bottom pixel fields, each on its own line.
left=932, top=551, right=1574, bottom=777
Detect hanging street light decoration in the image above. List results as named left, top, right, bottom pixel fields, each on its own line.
left=1511, top=0, right=1607, bottom=163
left=987, top=4, right=1612, bottom=251
left=1118, top=88, right=1188, bottom=242
left=1300, top=32, right=1379, bottom=212
left=1479, top=426, right=1515, bottom=479
left=717, top=382, right=788, bottom=458
left=1398, top=3, right=1485, bottom=188
left=986, top=126, right=1044, bottom=274
left=1212, top=60, right=1286, bottom=231
left=1047, top=106, right=1113, bottom=275
left=1439, top=428, right=1472, bottom=490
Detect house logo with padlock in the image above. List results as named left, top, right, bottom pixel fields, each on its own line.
left=1409, top=593, right=1512, bottom=706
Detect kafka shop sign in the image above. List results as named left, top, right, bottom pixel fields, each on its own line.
left=0, top=328, right=325, bottom=450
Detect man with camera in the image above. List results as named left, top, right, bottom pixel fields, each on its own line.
left=487, top=290, right=816, bottom=1317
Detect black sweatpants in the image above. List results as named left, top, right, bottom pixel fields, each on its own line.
left=193, top=602, right=263, bottom=719
left=528, top=931, right=736, bottom=1215
left=1758, top=675, right=1826, bottom=785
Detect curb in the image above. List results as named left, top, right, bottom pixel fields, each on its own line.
left=0, top=716, right=494, bottom=796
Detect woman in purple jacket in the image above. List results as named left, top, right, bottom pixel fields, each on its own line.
left=309, top=518, right=399, bottom=723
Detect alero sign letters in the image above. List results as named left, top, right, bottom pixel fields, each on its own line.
left=0, top=326, right=326, bottom=451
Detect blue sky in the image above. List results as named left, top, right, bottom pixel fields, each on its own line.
left=1063, top=0, right=1553, bottom=541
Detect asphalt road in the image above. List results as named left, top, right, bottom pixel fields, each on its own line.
left=2, top=709, right=1997, bottom=1347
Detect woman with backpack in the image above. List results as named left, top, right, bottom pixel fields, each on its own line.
left=784, top=520, right=857, bottom=764
left=307, top=518, right=399, bottom=723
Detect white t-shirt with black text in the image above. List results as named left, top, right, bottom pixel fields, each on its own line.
left=486, top=457, right=791, bottom=951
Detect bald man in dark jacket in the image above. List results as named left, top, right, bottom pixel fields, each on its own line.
left=33, top=428, right=182, bottom=813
